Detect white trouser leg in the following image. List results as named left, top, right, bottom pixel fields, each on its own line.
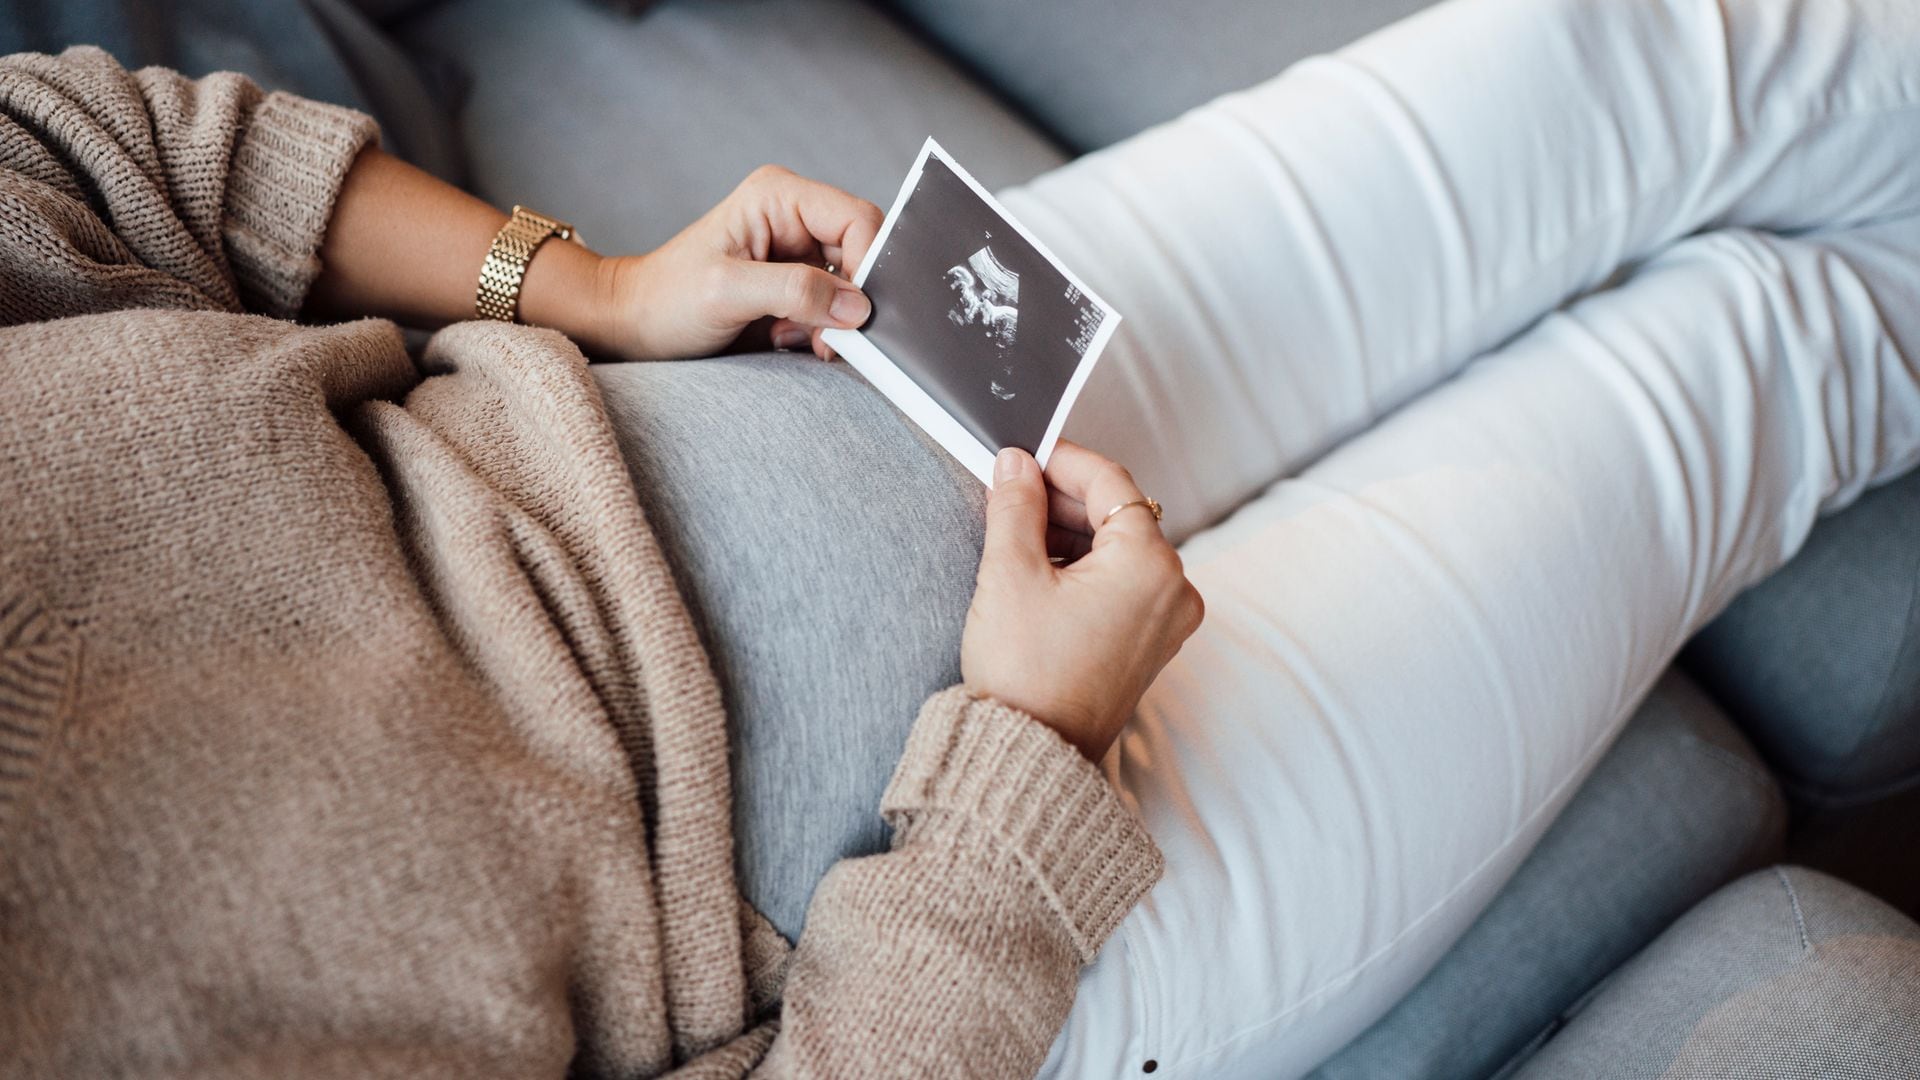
left=1001, top=0, right=1920, bottom=542
left=987, top=0, right=1920, bottom=1076
left=1043, top=218, right=1920, bottom=1078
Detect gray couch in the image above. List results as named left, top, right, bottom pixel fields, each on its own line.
left=15, top=0, right=1916, bottom=1074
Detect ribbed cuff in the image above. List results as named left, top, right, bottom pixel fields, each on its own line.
left=882, top=687, right=1163, bottom=962
left=223, top=91, right=379, bottom=319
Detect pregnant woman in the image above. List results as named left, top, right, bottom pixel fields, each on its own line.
left=5, top=0, right=1919, bottom=1078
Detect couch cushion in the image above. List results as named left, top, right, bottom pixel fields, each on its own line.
left=1510, top=866, right=1920, bottom=1078
left=0, top=0, right=461, bottom=182
left=1311, top=670, right=1785, bottom=1080
left=0, top=0, right=366, bottom=109
left=882, top=0, right=1437, bottom=152
left=1683, top=468, right=1920, bottom=804
left=394, top=0, right=1067, bottom=255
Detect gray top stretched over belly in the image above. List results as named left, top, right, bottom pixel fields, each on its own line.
left=594, top=354, right=986, bottom=940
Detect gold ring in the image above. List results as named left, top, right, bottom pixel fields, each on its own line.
left=1101, top=497, right=1163, bottom=528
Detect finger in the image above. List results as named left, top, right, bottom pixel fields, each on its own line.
left=809, top=327, right=838, bottom=362
left=751, top=166, right=885, bottom=273
left=794, top=182, right=883, bottom=277
left=981, top=447, right=1052, bottom=577
left=722, top=260, right=871, bottom=331
left=1042, top=441, right=1158, bottom=546
left=768, top=318, right=811, bottom=351
left=1047, top=484, right=1092, bottom=535
left=767, top=318, right=837, bottom=360
left=1037, top=441, right=1108, bottom=503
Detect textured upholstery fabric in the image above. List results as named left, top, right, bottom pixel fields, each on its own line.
left=0, top=0, right=461, bottom=181
left=394, top=0, right=1066, bottom=256
left=1684, top=468, right=1920, bottom=803
left=1313, top=671, right=1785, bottom=1080
left=882, top=0, right=1436, bottom=152
left=303, top=0, right=466, bottom=182
left=1510, top=867, right=1920, bottom=1079
left=0, top=0, right=365, bottom=108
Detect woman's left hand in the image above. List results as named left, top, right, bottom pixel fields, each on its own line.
left=590, top=165, right=882, bottom=362
left=309, top=151, right=878, bottom=361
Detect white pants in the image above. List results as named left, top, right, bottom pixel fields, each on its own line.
left=995, top=0, right=1920, bottom=1075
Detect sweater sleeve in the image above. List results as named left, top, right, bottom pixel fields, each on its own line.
left=749, top=688, right=1164, bottom=1079
left=0, top=46, right=376, bottom=323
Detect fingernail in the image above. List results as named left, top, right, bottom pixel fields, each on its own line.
left=994, top=447, right=1022, bottom=484
left=772, top=326, right=809, bottom=350
left=829, top=288, right=871, bottom=327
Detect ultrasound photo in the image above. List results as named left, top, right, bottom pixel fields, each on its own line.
left=821, top=140, right=1120, bottom=484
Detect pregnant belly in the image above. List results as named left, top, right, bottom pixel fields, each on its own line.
left=593, top=354, right=985, bottom=941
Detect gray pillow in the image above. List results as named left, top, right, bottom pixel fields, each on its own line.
left=882, top=0, right=1440, bottom=152
left=1683, top=469, right=1920, bottom=803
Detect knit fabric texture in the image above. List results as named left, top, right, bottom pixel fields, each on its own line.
left=0, top=47, right=1162, bottom=1078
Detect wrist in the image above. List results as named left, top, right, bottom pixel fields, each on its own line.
left=963, top=683, right=1114, bottom=763
left=514, top=231, right=615, bottom=354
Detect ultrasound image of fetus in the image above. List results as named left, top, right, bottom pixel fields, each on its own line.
left=944, top=246, right=1020, bottom=353
left=854, top=146, right=1113, bottom=459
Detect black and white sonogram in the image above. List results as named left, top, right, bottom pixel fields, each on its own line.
left=946, top=246, right=1020, bottom=354
left=821, top=139, right=1120, bottom=484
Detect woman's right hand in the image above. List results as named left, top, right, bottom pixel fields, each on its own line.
left=961, top=442, right=1205, bottom=761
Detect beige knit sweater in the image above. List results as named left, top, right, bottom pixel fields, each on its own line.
left=0, top=48, right=1161, bottom=1079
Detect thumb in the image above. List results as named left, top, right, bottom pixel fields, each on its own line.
left=724, top=261, right=871, bottom=328
left=981, top=448, right=1050, bottom=576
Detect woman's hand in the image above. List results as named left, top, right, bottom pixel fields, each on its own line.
left=307, top=151, right=878, bottom=362
left=961, top=442, right=1205, bottom=761
left=590, top=165, right=882, bottom=362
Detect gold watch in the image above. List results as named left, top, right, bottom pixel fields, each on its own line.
left=475, top=205, right=580, bottom=323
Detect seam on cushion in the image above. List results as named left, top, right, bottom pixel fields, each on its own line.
left=1776, top=866, right=1811, bottom=953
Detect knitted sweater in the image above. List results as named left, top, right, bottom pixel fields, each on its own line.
left=0, top=48, right=1161, bottom=1078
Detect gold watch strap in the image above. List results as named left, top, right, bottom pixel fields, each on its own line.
left=475, top=205, right=576, bottom=323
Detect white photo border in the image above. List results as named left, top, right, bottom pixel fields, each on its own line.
left=822, top=137, right=1122, bottom=487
